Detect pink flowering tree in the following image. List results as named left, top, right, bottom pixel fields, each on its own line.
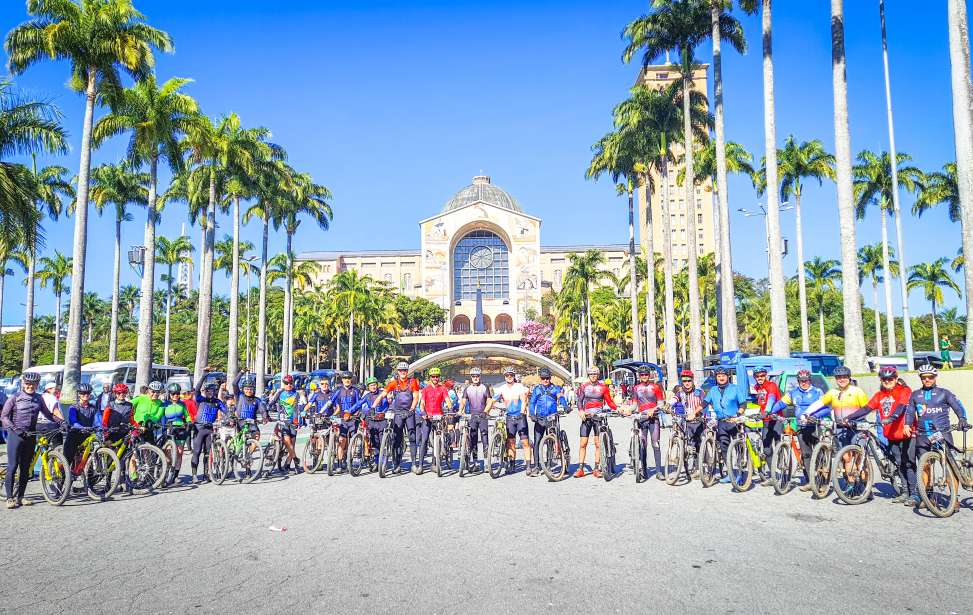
left=519, top=320, right=553, bottom=356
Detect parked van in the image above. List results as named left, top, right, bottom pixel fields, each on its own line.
left=81, top=361, right=192, bottom=391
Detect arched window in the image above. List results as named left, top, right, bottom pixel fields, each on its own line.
left=453, top=230, right=509, bottom=301
left=495, top=313, right=513, bottom=333
left=452, top=315, right=471, bottom=334
left=482, top=314, right=492, bottom=333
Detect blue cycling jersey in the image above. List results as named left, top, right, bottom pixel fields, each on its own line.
left=772, top=386, right=825, bottom=418
left=529, top=384, right=566, bottom=418
left=703, top=384, right=749, bottom=420
left=328, top=386, right=363, bottom=416
left=908, top=386, right=967, bottom=436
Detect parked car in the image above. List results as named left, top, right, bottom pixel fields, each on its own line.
left=790, top=352, right=841, bottom=376
left=868, top=352, right=946, bottom=372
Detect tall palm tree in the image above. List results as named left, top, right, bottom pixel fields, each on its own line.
left=916, top=162, right=959, bottom=222
left=805, top=257, right=841, bottom=354
left=858, top=243, right=899, bottom=357
left=623, top=0, right=741, bottom=371
left=92, top=74, right=200, bottom=389
left=330, top=269, right=374, bottom=378
left=908, top=258, right=961, bottom=354
left=830, top=0, right=868, bottom=372
left=119, top=284, right=139, bottom=321
left=37, top=251, right=72, bottom=364
left=0, top=239, right=28, bottom=361
left=853, top=150, right=923, bottom=355
left=777, top=136, right=834, bottom=352
left=80, top=291, right=104, bottom=343
left=155, top=235, right=193, bottom=364
left=88, top=161, right=148, bottom=361
left=6, top=0, right=172, bottom=399
left=946, top=0, right=973, bottom=365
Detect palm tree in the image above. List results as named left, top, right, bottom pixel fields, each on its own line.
left=623, top=0, right=742, bottom=371
left=830, top=0, right=868, bottom=372
left=81, top=291, right=104, bottom=343
left=6, top=0, right=172, bottom=399
left=330, top=269, right=375, bottom=378
left=776, top=136, right=835, bottom=352
left=805, top=257, right=841, bottom=354
left=92, top=74, right=200, bottom=390
left=37, top=251, right=72, bottom=364
left=0, top=239, right=28, bottom=360
left=155, top=235, right=193, bottom=364
left=89, top=162, right=148, bottom=361
left=946, top=0, right=973, bottom=365
left=908, top=258, right=961, bottom=354
left=853, top=150, right=923, bottom=356
left=858, top=243, right=899, bottom=357
left=916, top=163, right=959, bottom=222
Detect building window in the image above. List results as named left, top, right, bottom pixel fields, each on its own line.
left=698, top=214, right=703, bottom=224
left=453, top=230, right=509, bottom=301
left=656, top=72, right=668, bottom=79
left=555, top=269, right=562, bottom=286
left=403, top=273, right=412, bottom=290
left=384, top=273, right=392, bottom=284
left=481, top=314, right=492, bottom=333
left=452, top=315, right=471, bottom=334
left=495, top=313, right=513, bottom=333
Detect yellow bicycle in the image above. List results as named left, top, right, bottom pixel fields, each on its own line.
left=12, top=430, right=72, bottom=505
left=105, top=427, right=168, bottom=495
left=65, top=428, right=122, bottom=502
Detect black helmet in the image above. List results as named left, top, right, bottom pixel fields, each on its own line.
left=76, top=383, right=92, bottom=394
left=714, top=367, right=729, bottom=376
left=22, top=372, right=40, bottom=384
left=203, top=381, right=218, bottom=392
left=538, top=367, right=552, bottom=378
left=240, top=377, right=256, bottom=389
left=167, top=383, right=181, bottom=394
left=832, top=365, right=852, bottom=378
left=637, top=366, right=651, bottom=375
left=341, top=371, right=353, bottom=379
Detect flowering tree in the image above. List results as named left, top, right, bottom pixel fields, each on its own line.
left=519, top=320, right=553, bottom=356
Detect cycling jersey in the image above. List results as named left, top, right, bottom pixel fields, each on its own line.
left=357, top=390, right=389, bottom=419
left=577, top=382, right=617, bottom=413
left=235, top=393, right=266, bottom=421
left=494, top=382, right=529, bottom=417
left=0, top=391, right=57, bottom=433
left=867, top=384, right=912, bottom=441
left=328, top=386, right=363, bottom=417
left=669, top=387, right=704, bottom=419
left=528, top=383, right=566, bottom=418
left=631, top=382, right=665, bottom=413
left=806, top=386, right=870, bottom=422
left=272, top=389, right=300, bottom=424
left=703, top=384, right=748, bottom=420
left=131, top=395, right=164, bottom=426
left=304, top=390, right=331, bottom=414
left=774, top=386, right=825, bottom=418
left=68, top=401, right=100, bottom=429
left=161, top=400, right=190, bottom=427
left=461, top=383, right=492, bottom=416
left=419, top=384, right=451, bottom=417
left=102, top=399, right=134, bottom=431
left=754, top=380, right=782, bottom=418
left=383, top=377, right=420, bottom=413
left=907, top=386, right=967, bottom=437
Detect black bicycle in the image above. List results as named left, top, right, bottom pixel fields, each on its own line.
left=697, top=419, right=725, bottom=488
left=586, top=411, right=619, bottom=482
left=537, top=410, right=572, bottom=482
left=831, top=419, right=903, bottom=505
left=917, top=424, right=973, bottom=517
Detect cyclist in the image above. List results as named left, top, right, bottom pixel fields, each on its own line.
left=356, top=377, right=388, bottom=467
left=1, top=372, right=61, bottom=509
left=493, top=367, right=531, bottom=475
left=377, top=362, right=420, bottom=473
left=803, top=365, right=870, bottom=492
left=161, top=383, right=191, bottom=479
left=416, top=367, right=454, bottom=474
left=325, top=372, right=363, bottom=471
left=865, top=366, right=914, bottom=504
left=63, top=383, right=100, bottom=466
left=459, top=367, right=493, bottom=472
left=527, top=367, right=567, bottom=478
left=101, top=383, right=135, bottom=444
left=190, top=379, right=229, bottom=483
left=702, top=366, right=749, bottom=484
left=131, top=381, right=165, bottom=445
left=232, top=373, right=266, bottom=445
left=575, top=366, right=617, bottom=478
left=621, top=365, right=666, bottom=480
left=772, top=369, right=824, bottom=491
left=668, top=369, right=705, bottom=477
left=37, top=380, right=63, bottom=448
left=907, top=364, right=969, bottom=509
left=752, top=367, right=784, bottom=468
left=269, top=374, right=302, bottom=473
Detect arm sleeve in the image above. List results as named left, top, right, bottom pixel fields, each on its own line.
left=804, top=392, right=831, bottom=418
left=528, top=388, right=539, bottom=415
left=0, top=396, right=13, bottom=431
left=603, top=385, right=617, bottom=410
left=101, top=408, right=111, bottom=429
left=945, top=390, right=967, bottom=421
left=771, top=394, right=790, bottom=414
left=845, top=407, right=871, bottom=422
left=233, top=372, right=243, bottom=391
left=68, top=406, right=80, bottom=428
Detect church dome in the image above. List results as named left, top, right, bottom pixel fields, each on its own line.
left=442, top=175, right=522, bottom=214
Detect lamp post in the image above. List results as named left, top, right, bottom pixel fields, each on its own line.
left=127, top=245, right=146, bottom=277
left=738, top=202, right=792, bottom=293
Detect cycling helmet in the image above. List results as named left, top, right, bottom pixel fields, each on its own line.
left=167, top=382, right=182, bottom=394
left=753, top=367, right=768, bottom=375
left=203, top=381, right=219, bottom=392
left=240, top=377, right=255, bottom=389
left=308, top=380, right=318, bottom=391
left=714, top=367, right=729, bottom=376
left=877, top=366, right=898, bottom=380
left=604, top=378, right=613, bottom=385
left=428, top=367, right=442, bottom=377
left=364, top=376, right=378, bottom=386
left=340, top=371, right=353, bottom=379
left=76, top=383, right=92, bottom=394
left=637, top=365, right=651, bottom=375
left=148, top=381, right=164, bottom=392
left=282, top=374, right=295, bottom=384
left=469, top=367, right=482, bottom=376
left=395, top=361, right=409, bottom=371
left=586, top=366, right=599, bottom=375
left=917, top=363, right=938, bottom=377
left=796, top=369, right=812, bottom=380
left=504, top=367, right=517, bottom=375
left=538, top=367, right=552, bottom=378
left=832, top=365, right=852, bottom=378
left=679, top=369, right=694, bottom=379
left=21, top=371, right=40, bottom=385
left=112, top=383, right=129, bottom=395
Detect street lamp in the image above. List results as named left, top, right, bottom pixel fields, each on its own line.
left=127, top=245, right=146, bottom=277
left=737, top=202, right=792, bottom=291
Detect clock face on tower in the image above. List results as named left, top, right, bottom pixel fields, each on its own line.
left=469, top=246, right=494, bottom=270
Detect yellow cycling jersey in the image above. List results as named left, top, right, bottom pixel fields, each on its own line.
left=819, top=386, right=870, bottom=421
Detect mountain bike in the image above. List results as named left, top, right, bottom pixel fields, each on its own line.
left=262, top=416, right=294, bottom=476
left=488, top=413, right=510, bottom=479
left=378, top=414, right=399, bottom=478
left=457, top=413, right=474, bottom=477
left=662, top=410, right=687, bottom=485
left=326, top=415, right=344, bottom=476
left=831, top=420, right=903, bottom=505
left=770, top=415, right=803, bottom=495
left=586, top=412, right=618, bottom=482
left=697, top=419, right=724, bottom=488
left=215, top=416, right=264, bottom=484
left=107, top=426, right=168, bottom=495
left=806, top=416, right=835, bottom=499
left=347, top=417, right=370, bottom=477
left=917, top=424, right=973, bottom=517
left=17, top=429, right=71, bottom=505
left=538, top=410, right=572, bottom=482
left=725, top=414, right=771, bottom=492
left=156, top=423, right=190, bottom=487
left=65, top=427, right=121, bottom=502
left=303, top=414, right=329, bottom=474
left=429, top=414, right=455, bottom=477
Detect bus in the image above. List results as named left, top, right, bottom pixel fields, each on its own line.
left=16, top=364, right=65, bottom=393
left=80, top=361, right=192, bottom=392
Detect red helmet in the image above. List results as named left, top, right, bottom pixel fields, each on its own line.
left=878, top=365, right=898, bottom=380
left=282, top=375, right=295, bottom=384
left=112, top=383, right=129, bottom=395
left=679, top=369, right=694, bottom=379
left=796, top=369, right=812, bottom=380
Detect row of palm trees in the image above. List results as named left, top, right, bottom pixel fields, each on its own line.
left=583, top=0, right=973, bottom=378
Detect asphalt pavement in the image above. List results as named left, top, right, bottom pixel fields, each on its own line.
left=2, top=414, right=971, bottom=614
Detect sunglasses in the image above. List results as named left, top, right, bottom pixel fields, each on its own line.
left=920, top=374, right=936, bottom=379
left=880, top=376, right=895, bottom=381
left=540, top=376, right=551, bottom=380
left=680, top=378, right=693, bottom=383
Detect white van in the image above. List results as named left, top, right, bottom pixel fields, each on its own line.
left=81, top=361, right=193, bottom=392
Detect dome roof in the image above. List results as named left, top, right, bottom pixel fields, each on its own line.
left=443, top=175, right=522, bottom=214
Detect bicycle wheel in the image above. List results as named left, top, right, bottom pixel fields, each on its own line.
left=84, top=447, right=121, bottom=501
left=771, top=441, right=794, bottom=495
left=560, top=431, right=572, bottom=469
left=664, top=435, right=684, bottom=486
left=378, top=431, right=395, bottom=478
left=303, top=433, right=326, bottom=474
left=459, top=429, right=470, bottom=477
left=262, top=440, right=281, bottom=476
left=124, top=444, right=168, bottom=494
left=237, top=438, right=265, bottom=483
left=599, top=431, right=613, bottom=481
left=698, top=435, right=718, bottom=488
left=832, top=444, right=874, bottom=505
left=326, top=431, right=339, bottom=476
left=958, top=448, right=973, bottom=488
left=809, top=442, right=833, bottom=499
left=726, top=438, right=753, bottom=492
left=918, top=450, right=959, bottom=518
left=348, top=432, right=366, bottom=477
left=208, top=440, right=230, bottom=485
left=540, top=433, right=567, bottom=482
left=39, top=450, right=71, bottom=506
left=160, top=440, right=179, bottom=487
left=488, top=431, right=505, bottom=479
left=630, top=433, right=645, bottom=484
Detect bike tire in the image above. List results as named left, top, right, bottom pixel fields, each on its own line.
left=832, top=444, right=874, bottom=505
left=727, top=438, right=752, bottom=492
left=560, top=431, right=572, bottom=470
left=664, top=435, right=684, bottom=486
left=348, top=432, right=366, bottom=477
left=599, top=431, right=613, bottom=481
left=262, top=441, right=280, bottom=476
left=327, top=430, right=339, bottom=476
left=459, top=428, right=470, bottom=477
left=39, top=449, right=71, bottom=506
left=238, top=438, right=265, bottom=483
left=630, top=434, right=645, bottom=484
left=160, top=440, right=179, bottom=487
left=809, top=442, right=833, bottom=499
left=125, top=443, right=168, bottom=494
left=85, top=447, right=121, bottom=501
left=488, top=431, right=505, bottom=479
left=539, top=433, right=566, bottom=482
left=208, top=440, right=230, bottom=486
left=378, top=430, right=395, bottom=478
left=698, top=435, right=718, bottom=488
left=304, top=433, right=326, bottom=474
left=771, top=441, right=794, bottom=495
left=917, top=450, right=959, bottom=518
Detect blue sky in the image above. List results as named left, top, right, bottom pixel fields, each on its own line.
left=0, top=0, right=967, bottom=324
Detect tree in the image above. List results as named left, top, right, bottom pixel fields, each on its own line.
left=6, top=0, right=173, bottom=400
left=37, top=251, right=72, bottom=364
left=92, top=74, right=200, bottom=390
left=916, top=162, right=959, bottom=222
left=908, top=258, right=961, bottom=355
left=853, top=150, right=923, bottom=355
left=330, top=269, right=374, bottom=379
left=89, top=161, right=147, bottom=361
left=858, top=243, right=898, bottom=357
left=830, top=0, right=868, bottom=372
left=393, top=295, right=447, bottom=333
left=805, top=257, right=841, bottom=354
left=776, top=136, right=834, bottom=352
left=519, top=320, right=553, bottom=356
left=0, top=239, right=27, bottom=361
left=155, top=235, right=193, bottom=364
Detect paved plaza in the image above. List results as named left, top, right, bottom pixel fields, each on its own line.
left=2, top=415, right=971, bottom=614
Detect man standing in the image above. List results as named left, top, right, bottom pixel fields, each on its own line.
left=527, top=367, right=567, bottom=478
left=622, top=366, right=666, bottom=480
left=416, top=367, right=453, bottom=474
left=668, top=369, right=706, bottom=475
left=459, top=367, right=492, bottom=472
left=702, top=367, right=749, bottom=484
left=376, top=362, right=420, bottom=473
left=493, top=367, right=532, bottom=475
left=575, top=366, right=617, bottom=478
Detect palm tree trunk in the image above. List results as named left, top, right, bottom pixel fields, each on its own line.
left=831, top=0, right=869, bottom=372
left=879, top=210, right=897, bottom=353
left=0, top=274, right=5, bottom=360
left=681, top=66, right=704, bottom=373
left=22, top=253, right=35, bottom=371
left=873, top=281, right=883, bottom=357
left=569, top=325, right=576, bottom=378
left=284, top=231, right=295, bottom=374
left=62, top=67, right=98, bottom=401
left=627, top=186, right=641, bottom=361
left=704, top=306, right=710, bottom=356
left=585, top=295, right=594, bottom=368
left=54, top=290, right=61, bottom=364
left=108, top=216, right=121, bottom=362
left=946, top=0, right=973, bottom=365
left=762, top=0, right=790, bottom=358
left=794, top=190, right=811, bottom=352
left=880, top=0, right=915, bottom=368
left=712, top=4, right=738, bottom=352
left=135, top=156, right=159, bottom=390
left=193, top=171, right=217, bottom=384
left=305, top=338, right=311, bottom=372
left=347, top=311, right=355, bottom=373
left=931, top=298, right=940, bottom=354
left=335, top=330, right=341, bottom=370
left=819, top=303, right=826, bottom=354
left=315, top=337, right=320, bottom=370
left=661, top=165, right=679, bottom=379
left=227, top=196, right=241, bottom=391
left=360, top=327, right=367, bottom=379
left=643, top=176, right=658, bottom=363
left=163, top=263, right=173, bottom=364
left=255, top=215, right=270, bottom=396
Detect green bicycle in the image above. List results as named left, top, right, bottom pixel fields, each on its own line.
left=210, top=415, right=264, bottom=484
left=726, top=415, right=772, bottom=492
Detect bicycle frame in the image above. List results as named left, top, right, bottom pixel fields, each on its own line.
left=927, top=429, right=973, bottom=490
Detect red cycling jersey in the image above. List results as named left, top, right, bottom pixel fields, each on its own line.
left=867, top=383, right=912, bottom=441
left=632, top=382, right=665, bottom=413
left=577, top=382, right=617, bottom=412
left=419, top=384, right=451, bottom=417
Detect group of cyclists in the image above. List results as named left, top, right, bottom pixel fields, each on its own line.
left=1, top=358, right=969, bottom=515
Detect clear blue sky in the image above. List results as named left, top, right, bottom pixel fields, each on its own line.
left=0, top=0, right=967, bottom=324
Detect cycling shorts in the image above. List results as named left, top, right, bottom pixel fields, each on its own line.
left=506, top=415, right=528, bottom=439
left=339, top=420, right=359, bottom=437
left=580, top=417, right=600, bottom=438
